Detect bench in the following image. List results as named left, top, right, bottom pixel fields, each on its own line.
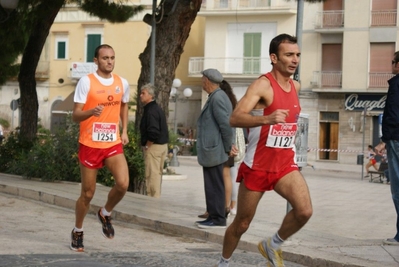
left=369, top=162, right=388, bottom=183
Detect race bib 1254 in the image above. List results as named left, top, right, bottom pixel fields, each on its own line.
left=92, top=123, right=117, bottom=142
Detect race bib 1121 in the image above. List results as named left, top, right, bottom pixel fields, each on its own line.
left=266, top=123, right=297, bottom=148
left=92, top=123, right=117, bottom=142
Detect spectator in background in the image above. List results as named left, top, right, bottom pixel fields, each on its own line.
left=195, top=68, right=236, bottom=229
left=199, top=79, right=240, bottom=219
left=381, top=50, right=399, bottom=246
left=220, top=80, right=240, bottom=217
left=139, top=83, right=169, bottom=198
left=365, top=144, right=378, bottom=178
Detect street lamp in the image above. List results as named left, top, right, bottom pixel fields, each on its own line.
left=170, top=78, right=192, bottom=134
left=169, top=78, right=192, bottom=167
left=0, top=0, right=19, bottom=23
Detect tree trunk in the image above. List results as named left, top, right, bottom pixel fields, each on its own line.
left=17, top=0, right=65, bottom=144
left=135, top=0, right=202, bottom=129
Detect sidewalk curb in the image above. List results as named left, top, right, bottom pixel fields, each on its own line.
left=0, top=176, right=370, bottom=267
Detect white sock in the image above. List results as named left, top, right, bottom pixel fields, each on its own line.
left=218, top=256, right=230, bottom=267
left=73, top=227, right=83, bottom=232
left=101, top=207, right=111, bottom=216
left=270, top=232, right=284, bottom=249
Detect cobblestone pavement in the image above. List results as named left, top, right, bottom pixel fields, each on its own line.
left=0, top=193, right=305, bottom=267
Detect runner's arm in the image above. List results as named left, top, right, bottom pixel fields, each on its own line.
left=72, top=103, right=103, bottom=123
left=119, top=102, right=129, bottom=145
left=230, top=78, right=288, bottom=128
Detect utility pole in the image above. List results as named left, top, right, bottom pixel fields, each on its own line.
left=150, top=0, right=156, bottom=84
left=293, top=0, right=304, bottom=83
left=287, top=0, right=304, bottom=214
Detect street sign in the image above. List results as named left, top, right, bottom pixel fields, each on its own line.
left=10, top=99, right=18, bottom=111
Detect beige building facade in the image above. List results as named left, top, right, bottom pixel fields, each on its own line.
left=300, top=0, right=397, bottom=165
left=1, top=0, right=397, bottom=167
left=192, top=0, right=397, bottom=166
left=0, top=2, right=205, bottom=134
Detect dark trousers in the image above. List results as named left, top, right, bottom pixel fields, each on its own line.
left=203, top=164, right=226, bottom=226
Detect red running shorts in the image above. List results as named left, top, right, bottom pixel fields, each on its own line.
left=78, top=143, right=123, bottom=169
left=237, top=163, right=299, bottom=192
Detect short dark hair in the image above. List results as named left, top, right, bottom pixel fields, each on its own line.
left=94, top=44, right=113, bottom=58
left=393, top=51, right=399, bottom=64
left=269, top=34, right=297, bottom=64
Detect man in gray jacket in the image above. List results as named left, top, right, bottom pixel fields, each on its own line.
left=196, top=68, right=235, bottom=229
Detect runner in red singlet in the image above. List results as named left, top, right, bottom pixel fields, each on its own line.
left=215, top=34, right=313, bottom=267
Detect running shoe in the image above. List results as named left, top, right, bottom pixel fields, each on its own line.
left=258, top=238, right=285, bottom=267
left=97, top=208, right=114, bottom=239
left=70, top=229, right=84, bottom=252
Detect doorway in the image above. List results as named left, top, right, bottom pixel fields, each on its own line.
left=319, top=112, right=339, bottom=160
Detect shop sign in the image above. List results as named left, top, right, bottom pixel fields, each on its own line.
left=344, top=94, right=386, bottom=111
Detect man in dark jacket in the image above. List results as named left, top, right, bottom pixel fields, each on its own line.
left=139, top=83, right=169, bottom=198
left=381, top=51, right=399, bottom=246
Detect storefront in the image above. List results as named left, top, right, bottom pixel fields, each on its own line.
left=302, top=93, right=386, bottom=165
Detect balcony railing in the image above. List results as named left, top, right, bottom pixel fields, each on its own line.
left=189, top=57, right=272, bottom=76
left=314, top=11, right=344, bottom=29
left=312, top=71, right=342, bottom=88
left=369, top=73, right=393, bottom=88
left=200, top=0, right=296, bottom=11
left=35, top=61, right=50, bottom=80
left=371, top=10, right=397, bottom=26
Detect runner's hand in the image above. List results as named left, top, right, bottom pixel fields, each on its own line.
left=121, top=132, right=129, bottom=145
left=267, top=109, right=289, bottom=124
left=92, top=105, right=104, bottom=117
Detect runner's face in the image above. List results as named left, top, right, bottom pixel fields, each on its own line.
left=272, top=42, right=300, bottom=76
left=94, top=47, right=115, bottom=75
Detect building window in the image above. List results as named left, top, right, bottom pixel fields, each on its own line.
left=226, top=22, right=275, bottom=75
left=322, top=0, right=344, bottom=28
left=86, top=34, right=101, bottom=62
left=321, top=44, right=342, bottom=88
left=55, top=35, right=68, bottom=60
left=369, top=43, right=395, bottom=88
left=371, top=0, right=397, bottom=26
left=243, top=33, right=261, bottom=74
left=319, top=111, right=339, bottom=161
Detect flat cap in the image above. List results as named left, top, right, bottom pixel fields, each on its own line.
left=201, top=68, right=223, bottom=84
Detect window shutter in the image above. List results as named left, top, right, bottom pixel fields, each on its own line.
left=86, top=34, right=101, bottom=62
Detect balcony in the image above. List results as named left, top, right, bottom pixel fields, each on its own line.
left=371, top=10, right=397, bottom=27
left=311, top=71, right=342, bottom=88
left=35, top=61, right=50, bottom=80
left=188, top=57, right=272, bottom=77
left=369, top=73, right=393, bottom=88
left=314, top=11, right=344, bottom=30
left=199, top=0, right=296, bottom=15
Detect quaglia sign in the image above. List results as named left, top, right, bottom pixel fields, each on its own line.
left=344, top=94, right=386, bottom=111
